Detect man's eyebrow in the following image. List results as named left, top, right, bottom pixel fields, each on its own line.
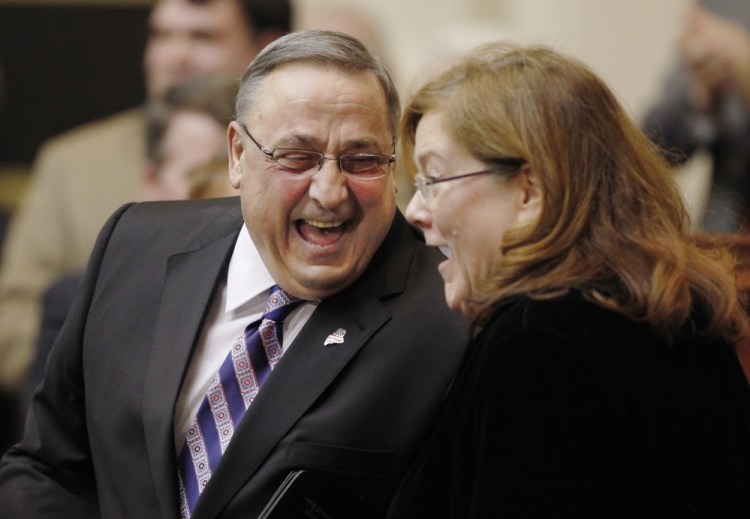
left=275, top=134, right=321, bottom=148
left=344, top=138, right=384, bottom=151
left=274, top=135, right=386, bottom=152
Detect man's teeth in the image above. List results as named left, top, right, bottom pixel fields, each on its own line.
left=439, top=246, right=453, bottom=258
left=305, top=220, right=343, bottom=229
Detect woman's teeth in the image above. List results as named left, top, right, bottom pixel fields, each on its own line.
left=439, top=246, right=452, bottom=258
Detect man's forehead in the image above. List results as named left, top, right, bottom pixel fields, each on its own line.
left=263, top=62, right=381, bottom=93
left=248, top=63, right=387, bottom=115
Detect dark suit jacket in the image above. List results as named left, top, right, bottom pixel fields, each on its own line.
left=22, top=272, right=82, bottom=419
left=389, top=292, right=750, bottom=518
left=0, top=197, right=468, bottom=518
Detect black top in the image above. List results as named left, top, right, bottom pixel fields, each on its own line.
left=389, top=291, right=750, bottom=517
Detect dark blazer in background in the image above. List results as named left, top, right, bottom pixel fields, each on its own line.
left=389, top=292, right=750, bottom=518
left=0, top=197, right=468, bottom=518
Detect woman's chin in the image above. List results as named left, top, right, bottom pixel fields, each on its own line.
left=443, top=284, right=465, bottom=314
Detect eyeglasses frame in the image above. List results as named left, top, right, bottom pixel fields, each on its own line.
left=240, top=124, right=396, bottom=178
left=413, top=157, right=526, bottom=200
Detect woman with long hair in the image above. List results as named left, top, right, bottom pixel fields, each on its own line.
left=389, top=42, right=750, bottom=517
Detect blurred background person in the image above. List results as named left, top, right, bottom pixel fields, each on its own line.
left=390, top=42, right=750, bottom=517
left=187, top=155, right=238, bottom=200
left=0, top=0, right=291, bottom=449
left=0, top=57, right=9, bottom=258
left=0, top=57, right=7, bottom=248
left=0, top=56, right=15, bottom=455
left=142, top=73, right=238, bottom=201
left=21, top=73, right=239, bottom=432
left=644, top=0, right=750, bottom=232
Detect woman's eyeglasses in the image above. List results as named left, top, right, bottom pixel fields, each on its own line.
left=413, top=158, right=526, bottom=201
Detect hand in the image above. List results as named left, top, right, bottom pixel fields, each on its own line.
left=679, top=5, right=750, bottom=111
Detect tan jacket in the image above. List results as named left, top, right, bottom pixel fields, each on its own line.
left=0, top=108, right=145, bottom=390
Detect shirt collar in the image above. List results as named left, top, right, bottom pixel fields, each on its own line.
left=225, top=224, right=276, bottom=314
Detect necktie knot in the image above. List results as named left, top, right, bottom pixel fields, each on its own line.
left=262, top=285, right=302, bottom=323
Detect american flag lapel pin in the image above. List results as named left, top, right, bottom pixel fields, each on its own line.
left=324, top=328, right=346, bottom=346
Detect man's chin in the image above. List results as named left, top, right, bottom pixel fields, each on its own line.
left=286, top=267, right=364, bottom=301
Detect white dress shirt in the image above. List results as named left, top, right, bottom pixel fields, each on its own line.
left=173, top=224, right=317, bottom=451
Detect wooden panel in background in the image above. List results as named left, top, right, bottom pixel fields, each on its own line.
left=0, top=4, right=149, bottom=164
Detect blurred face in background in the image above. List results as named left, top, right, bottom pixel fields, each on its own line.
left=144, top=0, right=259, bottom=101
left=143, top=110, right=230, bottom=201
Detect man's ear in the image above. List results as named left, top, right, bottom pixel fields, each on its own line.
left=228, top=122, right=244, bottom=189
left=519, top=165, right=543, bottom=223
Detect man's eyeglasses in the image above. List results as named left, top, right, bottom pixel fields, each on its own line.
left=413, top=158, right=526, bottom=201
left=241, top=125, right=395, bottom=180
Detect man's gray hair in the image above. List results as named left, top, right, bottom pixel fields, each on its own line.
left=235, top=29, right=400, bottom=136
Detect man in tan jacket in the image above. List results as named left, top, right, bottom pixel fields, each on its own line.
left=0, top=0, right=290, bottom=405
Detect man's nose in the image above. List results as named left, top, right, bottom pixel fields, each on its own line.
left=308, top=159, right=348, bottom=209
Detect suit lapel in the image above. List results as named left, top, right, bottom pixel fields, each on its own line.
left=142, top=227, right=240, bottom=519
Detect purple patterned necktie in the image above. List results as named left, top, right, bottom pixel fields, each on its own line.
left=177, top=286, right=302, bottom=518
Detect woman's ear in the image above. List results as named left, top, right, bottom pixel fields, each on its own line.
left=519, top=165, right=543, bottom=223
left=227, top=122, right=244, bottom=189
